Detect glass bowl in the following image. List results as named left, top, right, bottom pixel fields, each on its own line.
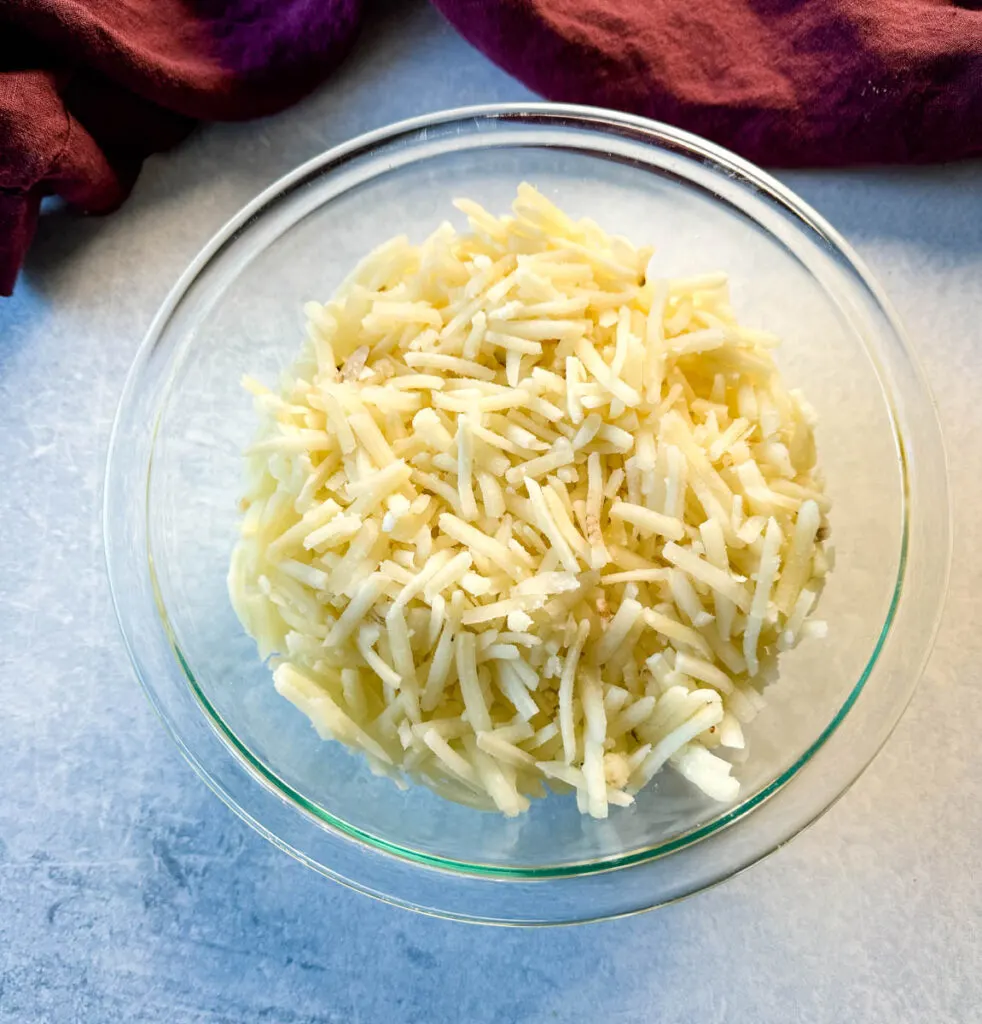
left=105, top=104, right=949, bottom=925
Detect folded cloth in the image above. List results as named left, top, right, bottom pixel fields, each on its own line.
left=4, top=1, right=982, bottom=296
left=433, top=0, right=982, bottom=167
left=0, top=0, right=361, bottom=295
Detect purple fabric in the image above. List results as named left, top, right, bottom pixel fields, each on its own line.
left=432, top=0, right=982, bottom=167
left=0, top=0, right=362, bottom=294
left=4, top=0, right=982, bottom=297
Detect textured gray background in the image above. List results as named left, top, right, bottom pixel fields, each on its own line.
left=1, top=3, right=980, bottom=1021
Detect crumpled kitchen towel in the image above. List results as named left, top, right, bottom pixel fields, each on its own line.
left=0, top=0, right=361, bottom=295
left=3, top=0, right=982, bottom=297
left=433, top=0, right=982, bottom=167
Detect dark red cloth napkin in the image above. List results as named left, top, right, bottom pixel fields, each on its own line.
left=433, top=0, right=982, bottom=167
left=0, top=0, right=361, bottom=295
left=3, top=0, right=982, bottom=297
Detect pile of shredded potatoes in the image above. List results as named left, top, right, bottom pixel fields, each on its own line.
left=228, top=184, right=831, bottom=819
